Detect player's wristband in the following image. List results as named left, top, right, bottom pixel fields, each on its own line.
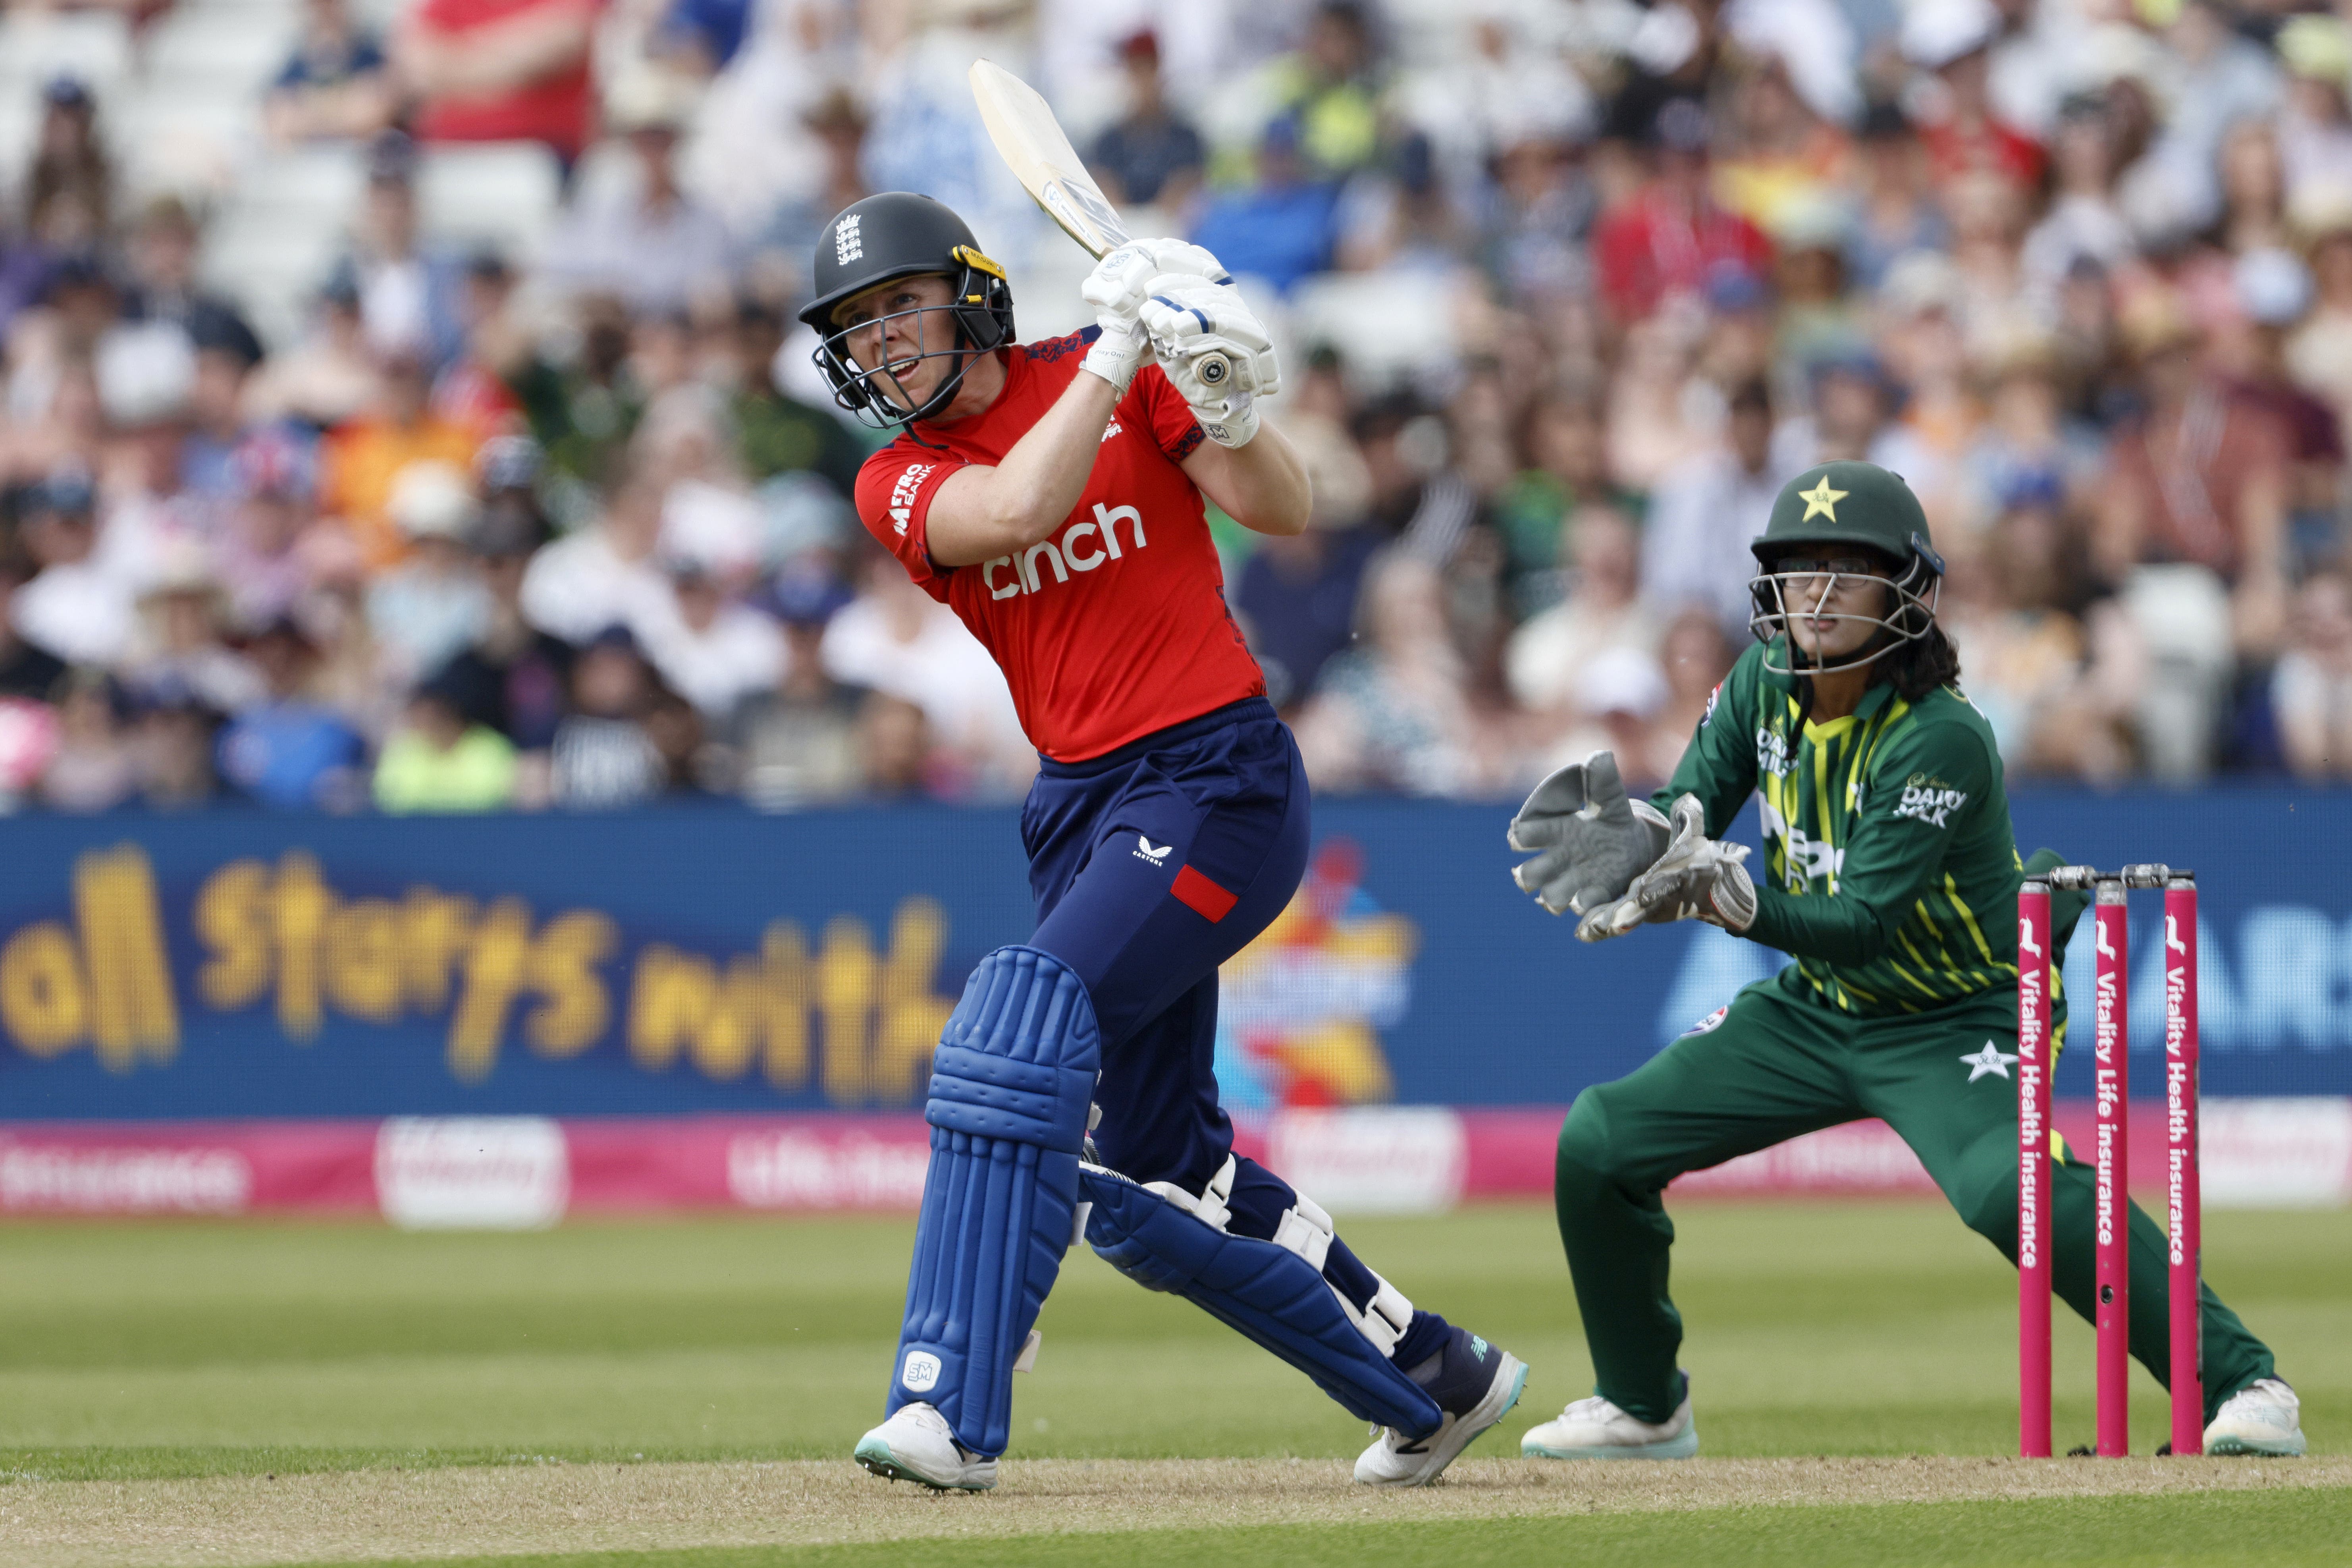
left=1195, top=390, right=1259, bottom=449
left=1081, top=324, right=1146, bottom=395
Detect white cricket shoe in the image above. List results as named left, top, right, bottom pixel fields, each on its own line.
left=2204, top=1378, right=2306, bottom=1457
left=1522, top=1385, right=1698, bottom=1460
left=852, top=1401, right=999, bottom=1490
left=1355, top=1328, right=1530, bottom=1487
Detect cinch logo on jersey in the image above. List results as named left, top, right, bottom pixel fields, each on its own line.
left=1894, top=784, right=1969, bottom=827
left=983, top=501, right=1149, bottom=600
left=834, top=213, right=863, bottom=266
left=887, top=464, right=934, bottom=536
left=1756, top=727, right=1792, bottom=777
left=1100, top=420, right=1123, bottom=444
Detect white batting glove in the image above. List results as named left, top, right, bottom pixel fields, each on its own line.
left=1078, top=244, right=1163, bottom=394
left=1139, top=281, right=1280, bottom=448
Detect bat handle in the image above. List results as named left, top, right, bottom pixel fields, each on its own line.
left=1193, top=351, right=1234, bottom=392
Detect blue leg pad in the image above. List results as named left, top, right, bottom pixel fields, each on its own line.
left=1079, top=1162, right=1444, bottom=1439
left=889, top=946, right=1100, bottom=1457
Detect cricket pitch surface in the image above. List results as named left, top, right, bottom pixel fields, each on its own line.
left=7, top=1454, right=2349, bottom=1568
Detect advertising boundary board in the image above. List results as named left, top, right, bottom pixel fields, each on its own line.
left=3, top=1099, right=2342, bottom=1222
left=2, top=792, right=2351, bottom=1125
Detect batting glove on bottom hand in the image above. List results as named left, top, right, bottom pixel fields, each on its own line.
left=1139, top=281, right=1280, bottom=447
left=1078, top=240, right=1232, bottom=396
left=1575, top=794, right=1756, bottom=942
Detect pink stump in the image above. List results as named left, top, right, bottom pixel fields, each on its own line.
left=2017, top=879, right=2054, bottom=1458
left=2166, top=876, right=2203, bottom=1456
left=2094, top=879, right=2130, bottom=1457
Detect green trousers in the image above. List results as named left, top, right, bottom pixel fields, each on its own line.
left=1554, top=974, right=2276, bottom=1425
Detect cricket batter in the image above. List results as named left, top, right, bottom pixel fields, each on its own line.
left=799, top=193, right=1527, bottom=1492
left=1507, top=461, right=2304, bottom=1460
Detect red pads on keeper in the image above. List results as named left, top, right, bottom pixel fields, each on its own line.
left=1172, top=864, right=1238, bottom=922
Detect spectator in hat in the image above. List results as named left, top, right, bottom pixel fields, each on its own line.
left=323, top=131, right=468, bottom=373
left=549, top=627, right=667, bottom=808
left=422, top=494, right=567, bottom=803
left=725, top=569, right=867, bottom=808
left=1087, top=31, right=1206, bottom=210
left=1902, top=0, right=2043, bottom=191
left=366, top=459, right=492, bottom=681
left=217, top=619, right=368, bottom=809
left=216, top=427, right=326, bottom=631
left=393, top=0, right=601, bottom=166
left=1189, top=118, right=1340, bottom=295
left=2279, top=16, right=2352, bottom=213
left=123, top=544, right=266, bottom=716
left=13, top=471, right=134, bottom=667
left=540, top=67, right=734, bottom=316
left=1548, top=641, right=1673, bottom=788
left=520, top=459, right=669, bottom=643
left=630, top=545, right=783, bottom=723
left=373, top=672, right=519, bottom=812
left=1590, top=100, right=1773, bottom=324
left=317, top=343, right=483, bottom=572
left=266, top=0, right=395, bottom=145
left=726, top=298, right=867, bottom=496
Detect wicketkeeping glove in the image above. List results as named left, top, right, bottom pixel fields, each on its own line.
left=1575, top=793, right=1757, bottom=943
left=1139, top=281, right=1281, bottom=447
left=1508, top=750, right=1673, bottom=917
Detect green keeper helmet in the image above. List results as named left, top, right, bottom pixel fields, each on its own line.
left=1747, top=460, right=1948, bottom=675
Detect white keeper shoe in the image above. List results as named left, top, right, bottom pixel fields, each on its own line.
left=2204, top=1378, right=2306, bottom=1457
left=1521, top=1385, right=1698, bottom=1460
left=853, top=1401, right=999, bottom=1491
left=1354, top=1327, right=1530, bottom=1487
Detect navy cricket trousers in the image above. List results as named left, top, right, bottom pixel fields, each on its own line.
left=1019, top=697, right=1450, bottom=1369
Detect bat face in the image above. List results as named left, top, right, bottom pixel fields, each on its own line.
left=970, top=59, right=1129, bottom=259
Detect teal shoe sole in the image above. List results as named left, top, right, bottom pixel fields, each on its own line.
left=852, top=1433, right=997, bottom=1490
left=2204, top=1431, right=2307, bottom=1457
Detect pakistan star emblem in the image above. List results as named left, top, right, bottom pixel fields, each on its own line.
left=1798, top=475, right=1848, bottom=521
left=1960, top=1041, right=2019, bottom=1082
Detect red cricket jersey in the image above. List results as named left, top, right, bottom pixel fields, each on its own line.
left=853, top=331, right=1267, bottom=762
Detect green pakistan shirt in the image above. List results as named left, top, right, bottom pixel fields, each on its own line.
left=1656, top=639, right=2026, bottom=1017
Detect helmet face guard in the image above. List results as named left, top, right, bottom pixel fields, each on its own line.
left=808, top=246, right=1013, bottom=431
left=1747, top=532, right=1945, bottom=675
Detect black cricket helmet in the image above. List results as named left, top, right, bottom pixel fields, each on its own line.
left=797, top=193, right=1014, bottom=430
left=1747, top=460, right=1947, bottom=675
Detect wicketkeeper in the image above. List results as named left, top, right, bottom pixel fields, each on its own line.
left=1508, top=461, right=2302, bottom=1459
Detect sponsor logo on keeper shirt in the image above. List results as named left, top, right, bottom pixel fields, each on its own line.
left=887, top=464, right=935, bottom=536
left=1682, top=1005, right=1729, bottom=1037
left=983, top=501, right=1148, bottom=600
left=1133, top=836, right=1172, bottom=866
left=1894, top=783, right=1968, bottom=828
left=1758, top=798, right=1843, bottom=885
left=1756, top=727, right=1792, bottom=776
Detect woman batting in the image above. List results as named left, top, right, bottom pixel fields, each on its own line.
left=1506, top=461, right=2303, bottom=1460
left=799, top=192, right=1526, bottom=1491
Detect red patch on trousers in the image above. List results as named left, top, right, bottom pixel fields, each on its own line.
left=1171, top=864, right=1238, bottom=923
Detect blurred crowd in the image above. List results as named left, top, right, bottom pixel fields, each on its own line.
left=6, top=0, right=2352, bottom=814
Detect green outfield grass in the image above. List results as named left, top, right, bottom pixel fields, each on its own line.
left=1, top=1198, right=2343, bottom=1481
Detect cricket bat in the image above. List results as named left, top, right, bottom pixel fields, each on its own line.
left=969, top=59, right=1232, bottom=392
